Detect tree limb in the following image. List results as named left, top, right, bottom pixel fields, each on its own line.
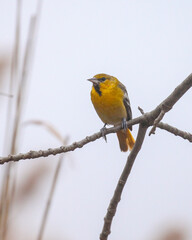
left=138, top=106, right=192, bottom=143
left=149, top=109, right=165, bottom=136
left=0, top=117, right=141, bottom=165
left=157, top=122, right=192, bottom=142
left=100, top=124, right=147, bottom=240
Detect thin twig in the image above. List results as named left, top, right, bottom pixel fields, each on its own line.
left=100, top=124, right=147, bottom=240
left=149, top=110, right=165, bottom=135
left=0, top=117, right=142, bottom=165
left=157, top=122, right=192, bottom=142
left=138, top=106, right=192, bottom=142
left=138, top=106, right=144, bottom=115
left=149, top=102, right=172, bottom=136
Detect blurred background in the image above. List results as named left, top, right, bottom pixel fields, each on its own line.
left=0, top=0, right=192, bottom=239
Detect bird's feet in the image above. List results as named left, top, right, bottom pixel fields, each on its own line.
left=122, top=118, right=128, bottom=132
left=100, top=123, right=107, bottom=142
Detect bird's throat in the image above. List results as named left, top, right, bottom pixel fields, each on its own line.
left=94, top=84, right=102, bottom=96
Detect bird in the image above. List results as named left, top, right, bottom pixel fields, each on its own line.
left=88, top=73, right=135, bottom=152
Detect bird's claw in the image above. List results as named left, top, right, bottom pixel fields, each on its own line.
left=122, top=118, right=127, bottom=132
left=100, top=124, right=107, bottom=142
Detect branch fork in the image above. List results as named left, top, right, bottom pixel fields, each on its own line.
left=149, top=103, right=172, bottom=136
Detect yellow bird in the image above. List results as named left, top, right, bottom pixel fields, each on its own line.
left=88, top=73, right=135, bottom=152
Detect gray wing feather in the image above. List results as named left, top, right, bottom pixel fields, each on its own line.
left=119, top=82, right=132, bottom=130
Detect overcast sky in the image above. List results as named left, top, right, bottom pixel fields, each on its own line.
left=0, top=1, right=192, bottom=240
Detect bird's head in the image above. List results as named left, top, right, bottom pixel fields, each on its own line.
left=88, top=73, right=118, bottom=89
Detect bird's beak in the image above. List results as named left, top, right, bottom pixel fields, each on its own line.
left=87, top=77, right=99, bottom=84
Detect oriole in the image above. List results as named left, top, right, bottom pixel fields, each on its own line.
left=88, top=73, right=135, bottom=152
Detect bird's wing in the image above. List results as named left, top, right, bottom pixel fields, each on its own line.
left=118, top=82, right=132, bottom=130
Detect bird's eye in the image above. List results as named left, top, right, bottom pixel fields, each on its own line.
left=99, top=77, right=106, bottom=82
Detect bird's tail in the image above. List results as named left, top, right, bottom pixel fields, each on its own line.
left=116, top=129, right=135, bottom=152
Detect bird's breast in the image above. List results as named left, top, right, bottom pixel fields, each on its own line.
left=91, top=85, right=127, bottom=125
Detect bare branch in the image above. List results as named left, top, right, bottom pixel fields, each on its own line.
left=157, top=122, right=192, bottom=142
left=149, top=109, right=165, bottom=136
left=100, top=124, right=147, bottom=240
left=138, top=106, right=144, bottom=115
left=138, top=106, right=192, bottom=143
left=0, top=117, right=141, bottom=165
left=160, top=74, right=192, bottom=108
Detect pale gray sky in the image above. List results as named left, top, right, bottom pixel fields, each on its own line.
left=0, top=1, right=192, bottom=239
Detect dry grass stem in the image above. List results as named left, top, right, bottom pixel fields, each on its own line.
left=0, top=0, right=22, bottom=237
left=24, top=120, right=65, bottom=144
left=37, top=154, right=64, bottom=240
left=24, top=120, right=68, bottom=240
left=0, top=1, right=42, bottom=238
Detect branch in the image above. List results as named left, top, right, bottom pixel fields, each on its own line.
left=0, top=117, right=142, bottom=165
left=157, top=122, right=192, bottom=142
left=100, top=124, right=147, bottom=240
left=147, top=73, right=192, bottom=131
left=0, top=73, right=191, bottom=165
left=149, top=108, right=165, bottom=135
left=138, top=107, right=192, bottom=143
